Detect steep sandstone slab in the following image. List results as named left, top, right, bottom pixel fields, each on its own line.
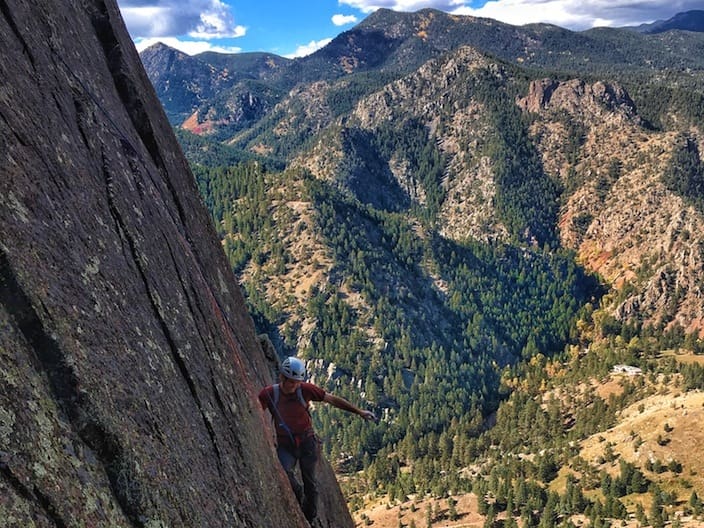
left=0, top=0, right=353, bottom=526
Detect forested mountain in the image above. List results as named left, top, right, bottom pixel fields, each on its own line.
left=139, top=42, right=290, bottom=128
left=630, top=10, right=704, bottom=34
left=142, top=9, right=704, bottom=138
left=141, top=9, right=704, bottom=526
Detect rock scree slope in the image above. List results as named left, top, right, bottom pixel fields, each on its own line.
left=0, top=0, right=353, bottom=526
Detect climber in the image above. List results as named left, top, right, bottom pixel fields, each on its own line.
left=258, top=356, right=376, bottom=524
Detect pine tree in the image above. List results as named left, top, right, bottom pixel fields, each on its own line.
left=504, top=515, right=519, bottom=528
left=483, top=504, right=496, bottom=528
left=447, top=497, right=459, bottom=521
left=539, top=492, right=558, bottom=528
left=650, top=490, right=665, bottom=528
left=662, top=134, right=704, bottom=211
left=689, top=491, right=703, bottom=516
left=635, top=502, right=647, bottom=525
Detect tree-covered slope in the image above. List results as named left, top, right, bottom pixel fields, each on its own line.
left=193, top=159, right=601, bottom=478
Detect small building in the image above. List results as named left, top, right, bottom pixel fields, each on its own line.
left=612, top=364, right=643, bottom=376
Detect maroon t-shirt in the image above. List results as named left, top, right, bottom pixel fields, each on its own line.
left=259, top=382, right=326, bottom=440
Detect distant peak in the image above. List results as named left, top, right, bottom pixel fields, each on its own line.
left=146, top=41, right=173, bottom=51
left=630, top=9, right=704, bottom=34
left=138, top=41, right=191, bottom=61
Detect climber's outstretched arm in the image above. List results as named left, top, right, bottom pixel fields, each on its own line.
left=323, top=393, right=376, bottom=421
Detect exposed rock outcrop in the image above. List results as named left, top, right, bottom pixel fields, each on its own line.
left=518, top=78, right=641, bottom=126
left=522, top=79, right=704, bottom=335
left=0, top=0, right=353, bottom=526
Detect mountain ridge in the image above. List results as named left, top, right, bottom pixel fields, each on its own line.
left=629, top=9, right=704, bottom=34
left=140, top=8, right=704, bottom=141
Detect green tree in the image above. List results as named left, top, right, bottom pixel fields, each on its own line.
left=662, top=134, right=704, bottom=212
left=650, top=490, right=665, bottom=528
left=635, top=502, right=647, bottom=525
left=447, top=497, right=459, bottom=521
left=690, top=491, right=703, bottom=516
left=483, top=504, right=496, bottom=528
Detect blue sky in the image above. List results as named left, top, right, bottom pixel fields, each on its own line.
left=117, top=0, right=703, bottom=58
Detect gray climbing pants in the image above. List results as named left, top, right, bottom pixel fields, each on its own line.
left=277, top=435, right=319, bottom=522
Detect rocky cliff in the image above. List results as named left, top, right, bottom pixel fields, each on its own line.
left=0, top=0, right=353, bottom=526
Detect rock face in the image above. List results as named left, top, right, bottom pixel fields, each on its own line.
left=517, top=77, right=704, bottom=336
left=517, top=78, right=640, bottom=126
left=0, top=1, right=353, bottom=527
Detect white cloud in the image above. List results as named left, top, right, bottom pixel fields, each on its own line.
left=332, top=14, right=359, bottom=26
left=119, top=0, right=245, bottom=39
left=285, top=38, right=334, bottom=59
left=452, top=0, right=594, bottom=29
left=134, top=37, right=242, bottom=55
left=339, top=0, right=704, bottom=30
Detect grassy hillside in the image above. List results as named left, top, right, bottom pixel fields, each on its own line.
left=352, top=348, right=704, bottom=527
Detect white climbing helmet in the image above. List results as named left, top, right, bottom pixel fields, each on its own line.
left=280, top=356, right=306, bottom=381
